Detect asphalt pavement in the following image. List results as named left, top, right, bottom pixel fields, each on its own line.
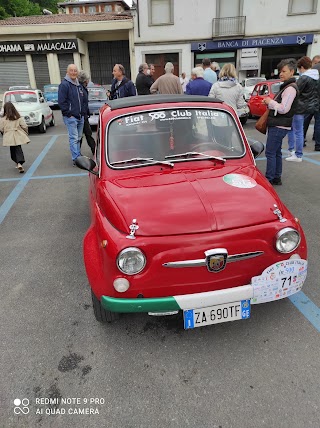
left=0, top=111, right=319, bottom=428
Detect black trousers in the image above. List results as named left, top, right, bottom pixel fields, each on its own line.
left=10, top=145, right=25, bottom=165
left=80, top=118, right=95, bottom=155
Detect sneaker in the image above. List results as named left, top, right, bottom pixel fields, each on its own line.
left=286, top=150, right=295, bottom=157
left=18, top=165, right=24, bottom=173
left=285, top=155, right=302, bottom=162
left=269, top=178, right=282, bottom=185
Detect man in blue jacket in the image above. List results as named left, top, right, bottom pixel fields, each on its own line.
left=185, top=67, right=212, bottom=96
left=108, top=64, right=136, bottom=99
left=58, top=64, right=86, bottom=163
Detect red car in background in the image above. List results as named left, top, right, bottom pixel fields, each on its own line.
left=75, top=95, right=307, bottom=330
left=248, top=79, right=281, bottom=117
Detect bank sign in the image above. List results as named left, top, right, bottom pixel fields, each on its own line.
left=192, top=34, right=314, bottom=51
left=0, top=39, right=78, bottom=55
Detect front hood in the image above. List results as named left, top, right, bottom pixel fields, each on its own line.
left=100, top=166, right=284, bottom=236
left=13, top=102, right=39, bottom=113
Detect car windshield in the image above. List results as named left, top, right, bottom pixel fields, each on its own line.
left=245, top=78, right=266, bottom=87
left=88, top=88, right=107, bottom=101
left=271, top=83, right=281, bottom=94
left=44, top=86, right=58, bottom=93
left=4, top=91, right=38, bottom=103
left=107, top=108, right=245, bottom=168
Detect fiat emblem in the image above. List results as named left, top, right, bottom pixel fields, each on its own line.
left=205, top=249, right=228, bottom=273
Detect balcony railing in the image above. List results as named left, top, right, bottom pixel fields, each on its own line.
left=212, top=16, right=246, bottom=38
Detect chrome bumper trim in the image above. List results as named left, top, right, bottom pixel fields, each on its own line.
left=163, top=251, right=264, bottom=268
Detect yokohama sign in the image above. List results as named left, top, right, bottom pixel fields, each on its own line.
left=0, top=39, right=78, bottom=55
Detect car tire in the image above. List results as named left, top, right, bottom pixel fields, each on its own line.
left=38, top=117, right=47, bottom=133
left=49, top=114, right=55, bottom=127
left=91, top=290, right=120, bottom=323
left=240, top=116, right=248, bottom=125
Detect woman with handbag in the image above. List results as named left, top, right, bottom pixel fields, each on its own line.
left=262, top=58, right=298, bottom=185
left=0, top=102, right=30, bottom=173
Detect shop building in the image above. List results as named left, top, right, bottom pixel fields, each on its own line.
left=0, top=4, right=133, bottom=94
left=132, top=0, right=320, bottom=82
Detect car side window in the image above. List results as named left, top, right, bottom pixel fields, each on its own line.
left=252, top=86, right=258, bottom=96
left=260, top=85, right=269, bottom=96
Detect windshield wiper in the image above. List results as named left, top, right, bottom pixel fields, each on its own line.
left=110, top=157, right=174, bottom=167
left=165, top=152, right=226, bottom=163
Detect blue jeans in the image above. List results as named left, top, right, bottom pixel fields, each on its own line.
left=265, top=127, right=288, bottom=181
left=287, top=114, right=304, bottom=158
left=63, top=116, right=84, bottom=161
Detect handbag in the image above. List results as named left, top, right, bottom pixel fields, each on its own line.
left=255, top=109, right=269, bottom=134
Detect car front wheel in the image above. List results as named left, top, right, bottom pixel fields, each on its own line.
left=49, top=114, right=55, bottom=127
left=91, top=290, right=120, bottom=323
left=38, top=117, right=47, bottom=133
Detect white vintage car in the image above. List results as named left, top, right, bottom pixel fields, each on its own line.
left=2, top=89, right=54, bottom=133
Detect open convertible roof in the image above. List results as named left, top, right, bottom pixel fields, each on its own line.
left=106, top=94, right=223, bottom=110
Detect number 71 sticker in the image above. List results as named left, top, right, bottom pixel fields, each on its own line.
left=251, top=259, right=308, bottom=304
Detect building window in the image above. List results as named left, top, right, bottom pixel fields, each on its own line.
left=288, top=0, right=317, bottom=14
left=88, top=6, right=96, bottom=14
left=72, top=6, right=80, bottom=14
left=104, top=5, right=112, bottom=12
left=114, top=4, right=123, bottom=12
left=216, top=0, right=243, bottom=17
left=148, top=0, right=174, bottom=26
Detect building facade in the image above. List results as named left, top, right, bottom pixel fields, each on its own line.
left=0, top=1, right=133, bottom=94
left=132, top=0, right=320, bottom=81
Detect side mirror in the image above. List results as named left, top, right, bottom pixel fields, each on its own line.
left=247, top=137, right=264, bottom=158
left=74, top=155, right=98, bottom=176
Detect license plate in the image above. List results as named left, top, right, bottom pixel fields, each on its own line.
left=183, top=300, right=250, bottom=329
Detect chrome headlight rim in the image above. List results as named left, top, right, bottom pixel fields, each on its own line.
left=275, top=227, right=301, bottom=254
left=117, top=247, right=146, bottom=275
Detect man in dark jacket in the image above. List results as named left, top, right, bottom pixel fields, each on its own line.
left=135, top=63, right=153, bottom=95
left=78, top=70, right=95, bottom=155
left=185, top=67, right=212, bottom=96
left=286, top=56, right=319, bottom=162
left=108, top=64, right=136, bottom=99
left=58, top=64, right=86, bottom=163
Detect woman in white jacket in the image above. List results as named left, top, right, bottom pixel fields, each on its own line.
left=208, top=63, right=247, bottom=112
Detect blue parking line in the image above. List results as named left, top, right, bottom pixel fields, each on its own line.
left=0, top=172, right=88, bottom=183
left=289, top=292, right=320, bottom=332
left=0, top=135, right=58, bottom=225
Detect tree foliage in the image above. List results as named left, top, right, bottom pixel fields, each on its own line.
left=0, top=0, right=58, bottom=18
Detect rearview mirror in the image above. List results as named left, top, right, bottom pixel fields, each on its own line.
left=247, top=137, right=264, bottom=158
left=74, top=156, right=98, bottom=176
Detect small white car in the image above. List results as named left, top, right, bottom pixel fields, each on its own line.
left=241, top=77, right=266, bottom=101
left=2, top=89, right=54, bottom=133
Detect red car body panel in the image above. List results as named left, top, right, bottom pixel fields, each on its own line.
left=248, top=79, right=281, bottom=117
left=79, top=96, right=307, bottom=311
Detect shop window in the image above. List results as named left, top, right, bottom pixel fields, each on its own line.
left=288, top=0, right=317, bottom=14
left=72, top=6, right=80, bottom=14
left=104, top=5, right=112, bottom=12
left=148, top=0, right=174, bottom=26
left=88, top=6, right=96, bottom=14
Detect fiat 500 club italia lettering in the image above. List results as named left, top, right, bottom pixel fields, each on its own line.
left=3, top=89, right=54, bottom=133
left=75, top=95, right=308, bottom=329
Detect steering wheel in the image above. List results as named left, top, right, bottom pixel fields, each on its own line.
left=192, top=142, right=217, bottom=152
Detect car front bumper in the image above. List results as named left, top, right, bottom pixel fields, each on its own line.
left=101, top=258, right=308, bottom=313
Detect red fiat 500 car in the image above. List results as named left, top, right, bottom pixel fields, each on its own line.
left=248, top=79, right=281, bottom=117
left=76, top=95, right=307, bottom=329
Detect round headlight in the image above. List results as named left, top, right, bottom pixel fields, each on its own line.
left=29, top=112, right=35, bottom=118
left=275, top=228, right=301, bottom=253
left=117, top=247, right=146, bottom=275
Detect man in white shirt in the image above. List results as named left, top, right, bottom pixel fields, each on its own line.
left=180, top=72, right=189, bottom=92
